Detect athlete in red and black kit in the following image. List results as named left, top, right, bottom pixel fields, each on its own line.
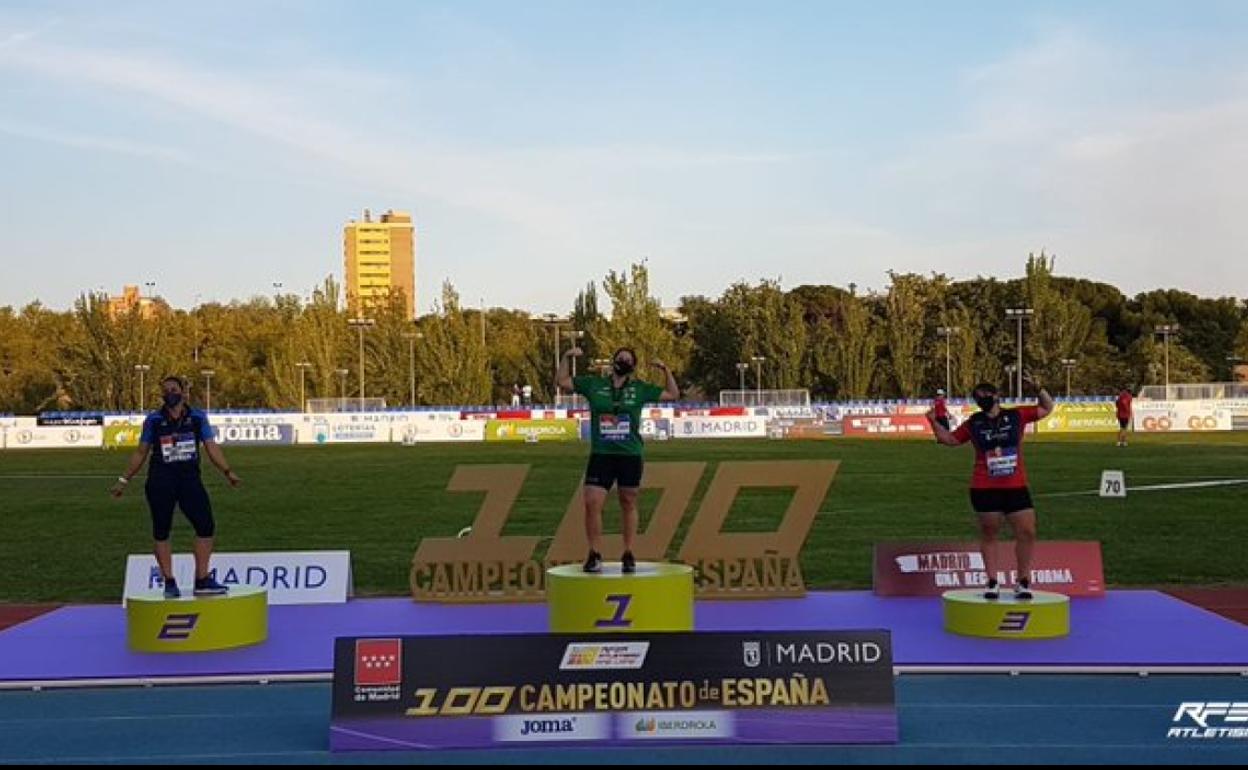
left=1116, top=388, right=1133, bottom=447
left=933, top=389, right=951, bottom=430
left=927, top=377, right=1055, bottom=600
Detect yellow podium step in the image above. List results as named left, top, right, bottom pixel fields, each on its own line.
left=547, top=563, right=694, bottom=633
left=126, top=586, right=268, bottom=653
left=942, top=589, right=1070, bottom=639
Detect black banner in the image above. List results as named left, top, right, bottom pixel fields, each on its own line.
left=331, top=630, right=896, bottom=750
left=36, top=414, right=105, bottom=426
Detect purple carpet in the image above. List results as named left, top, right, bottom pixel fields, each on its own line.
left=1, top=591, right=1245, bottom=683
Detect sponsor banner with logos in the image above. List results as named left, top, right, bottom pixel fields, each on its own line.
left=395, top=420, right=487, bottom=443
left=124, top=551, right=352, bottom=605
left=1038, top=403, right=1120, bottom=433
left=3, top=425, right=103, bottom=450
left=104, top=424, right=142, bottom=449
left=675, top=407, right=749, bottom=418
left=330, top=630, right=896, bottom=751
left=485, top=419, right=580, bottom=443
left=873, top=541, right=1105, bottom=597
left=768, top=418, right=842, bottom=440
left=211, top=423, right=297, bottom=445
left=37, top=414, right=105, bottom=426
left=640, top=418, right=672, bottom=440
left=298, top=415, right=392, bottom=444
left=672, top=416, right=768, bottom=439
left=1134, top=401, right=1233, bottom=433
left=842, top=414, right=933, bottom=438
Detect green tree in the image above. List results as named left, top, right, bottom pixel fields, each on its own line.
left=590, top=262, right=689, bottom=387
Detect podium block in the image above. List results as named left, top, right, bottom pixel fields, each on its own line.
left=547, top=563, right=694, bottom=633
left=126, top=587, right=268, bottom=653
left=943, top=589, right=1070, bottom=639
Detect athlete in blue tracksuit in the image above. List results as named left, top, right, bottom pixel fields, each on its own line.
left=111, top=375, right=242, bottom=598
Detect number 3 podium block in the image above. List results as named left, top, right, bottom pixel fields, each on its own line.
left=547, top=563, right=694, bottom=633
left=126, top=587, right=269, bottom=653
left=942, top=589, right=1070, bottom=639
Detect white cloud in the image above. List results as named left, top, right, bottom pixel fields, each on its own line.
left=0, top=118, right=190, bottom=163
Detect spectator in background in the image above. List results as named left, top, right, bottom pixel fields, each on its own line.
left=511, top=383, right=521, bottom=408
left=1116, top=387, right=1134, bottom=448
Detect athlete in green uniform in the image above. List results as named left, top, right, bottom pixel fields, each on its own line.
left=557, top=346, right=680, bottom=573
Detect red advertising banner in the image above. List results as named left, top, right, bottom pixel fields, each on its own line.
left=676, top=406, right=749, bottom=417
left=842, top=414, right=933, bottom=438
left=873, top=541, right=1105, bottom=597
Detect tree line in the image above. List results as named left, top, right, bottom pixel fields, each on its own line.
left=0, top=254, right=1244, bottom=413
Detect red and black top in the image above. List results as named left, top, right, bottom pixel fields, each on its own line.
left=951, top=406, right=1041, bottom=489
left=1116, top=391, right=1133, bottom=420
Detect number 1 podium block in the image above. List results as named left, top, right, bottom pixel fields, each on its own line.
left=547, top=563, right=694, bottom=633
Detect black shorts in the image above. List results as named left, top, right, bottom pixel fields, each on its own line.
left=585, top=454, right=644, bottom=491
left=935, top=416, right=951, bottom=430
left=1118, top=417, right=1130, bottom=429
left=970, top=487, right=1034, bottom=516
left=145, top=473, right=216, bottom=540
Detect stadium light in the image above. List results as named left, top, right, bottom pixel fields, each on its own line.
left=403, top=330, right=423, bottom=407
left=1005, top=308, right=1034, bottom=398
left=336, top=368, right=349, bottom=412
left=348, top=318, right=376, bottom=411
left=565, top=330, right=585, bottom=378
left=937, top=326, right=960, bottom=395
left=200, top=369, right=215, bottom=412
left=1155, top=324, right=1181, bottom=398
left=134, top=364, right=151, bottom=411
left=735, top=362, right=750, bottom=392
left=751, top=356, right=767, bottom=400
left=1060, top=359, right=1077, bottom=398
left=296, top=362, right=313, bottom=413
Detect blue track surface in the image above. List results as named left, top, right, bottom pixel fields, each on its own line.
left=1, top=676, right=1246, bottom=765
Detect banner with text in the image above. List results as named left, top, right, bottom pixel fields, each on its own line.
left=3, top=425, right=103, bottom=450
left=124, top=551, right=353, bottom=605
left=872, top=541, right=1105, bottom=597
left=1038, top=403, right=1120, bottom=433
left=300, top=415, right=392, bottom=444
left=104, top=424, right=142, bottom=449
left=331, top=630, right=896, bottom=751
left=1133, top=401, right=1233, bottom=433
left=211, top=423, right=297, bottom=445
left=485, top=419, right=580, bottom=443
left=671, top=416, right=768, bottom=439
left=842, top=414, right=932, bottom=438
left=397, top=420, right=488, bottom=443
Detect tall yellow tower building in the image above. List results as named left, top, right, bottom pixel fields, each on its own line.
left=344, top=209, right=416, bottom=318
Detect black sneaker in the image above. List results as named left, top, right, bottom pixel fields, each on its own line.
left=1014, top=581, right=1034, bottom=601
left=194, top=577, right=230, bottom=596
left=582, top=551, right=603, bottom=574
left=163, top=578, right=182, bottom=600
left=621, top=551, right=637, bottom=574
left=983, top=580, right=1000, bottom=601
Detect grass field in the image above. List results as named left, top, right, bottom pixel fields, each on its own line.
left=1, top=434, right=1247, bottom=603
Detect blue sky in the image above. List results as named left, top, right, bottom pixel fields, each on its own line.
left=2, top=1, right=1247, bottom=313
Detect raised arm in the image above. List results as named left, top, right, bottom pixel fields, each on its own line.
left=556, top=347, right=581, bottom=394
left=926, top=410, right=964, bottom=447
left=1025, top=374, right=1056, bottom=420
left=651, top=360, right=680, bottom=401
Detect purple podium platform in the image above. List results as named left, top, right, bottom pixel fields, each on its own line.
left=1, top=591, right=1246, bottom=687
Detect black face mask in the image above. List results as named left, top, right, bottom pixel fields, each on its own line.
left=613, top=360, right=634, bottom=377
left=974, top=394, right=997, bottom=412
left=163, top=392, right=183, bottom=409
